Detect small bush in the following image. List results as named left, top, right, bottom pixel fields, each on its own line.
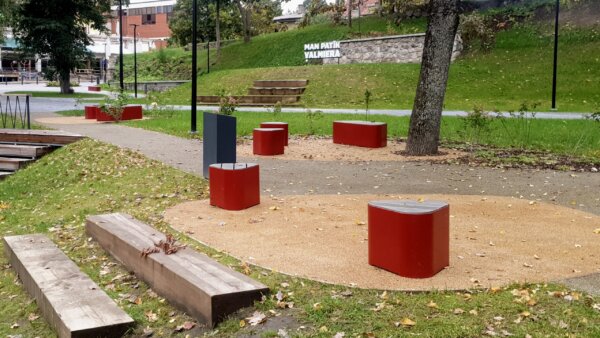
left=460, top=12, right=497, bottom=52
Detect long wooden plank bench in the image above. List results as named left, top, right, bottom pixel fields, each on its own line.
left=3, top=234, right=134, bottom=338
left=0, top=156, right=32, bottom=171
left=86, top=213, right=269, bottom=327
left=0, top=129, right=85, bottom=145
left=0, top=144, right=53, bottom=158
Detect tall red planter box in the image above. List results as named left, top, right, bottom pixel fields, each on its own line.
left=96, top=105, right=143, bottom=122
left=84, top=105, right=100, bottom=119
left=333, top=121, right=387, bottom=148
left=260, top=122, right=289, bottom=146
left=368, top=200, right=449, bottom=279
left=253, top=128, right=285, bottom=155
left=88, top=86, right=101, bottom=92
left=209, top=163, right=260, bottom=211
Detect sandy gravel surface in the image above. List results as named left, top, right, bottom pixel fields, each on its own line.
left=35, top=116, right=101, bottom=125
left=166, top=194, right=600, bottom=291
left=238, top=137, right=466, bottom=162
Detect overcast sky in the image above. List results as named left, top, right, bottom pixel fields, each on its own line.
left=282, top=0, right=336, bottom=15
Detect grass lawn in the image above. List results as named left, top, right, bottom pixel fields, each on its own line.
left=1, top=139, right=599, bottom=337
left=128, top=22, right=600, bottom=112
left=5, top=91, right=107, bottom=99
left=115, top=109, right=600, bottom=159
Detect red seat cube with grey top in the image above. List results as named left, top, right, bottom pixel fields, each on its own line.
left=260, top=122, right=289, bottom=146
left=209, top=163, right=260, bottom=211
left=253, top=128, right=285, bottom=155
left=368, top=200, right=449, bottom=278
left=333, top=121, right=387, bottom=148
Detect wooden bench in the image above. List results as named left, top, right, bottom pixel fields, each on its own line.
left=0, top=144, right=52, bottom=158
left=368, top=200, right=449, bottom=278
left=86, top=213, right=269, bottom=327
left=333, top=121, right=387, bottom=148
left=0, top=156, right=32, bottom=171
left=0, top=129, right=85, bottom=146
left=3, top=234, right=134, bottom=338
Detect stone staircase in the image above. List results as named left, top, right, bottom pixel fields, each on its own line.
left=197, top=79, right=308, bottom=106
left=0, top=129, right=85, bottom=180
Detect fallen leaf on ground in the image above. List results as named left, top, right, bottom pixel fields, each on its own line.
left=453, top=308, right=465, bottom=315
left=397, top=318, right=416, bottom=327
left=333, top=332, right=345, bottom=338
left=145, top=310, right=158, bottom=322
left=174, top=321, right=196, bottom=332
left=427, top=300, right=439, bottom=309
left=246, top=311, right=266, bottom=326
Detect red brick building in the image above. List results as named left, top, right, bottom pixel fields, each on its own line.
left=110, top=0, right=175, bottom=48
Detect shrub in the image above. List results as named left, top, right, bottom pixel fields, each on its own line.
left=460, top=12, right=497, bottom=52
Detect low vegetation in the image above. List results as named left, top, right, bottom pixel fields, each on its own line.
left=1, top=140, right=599, bottom=337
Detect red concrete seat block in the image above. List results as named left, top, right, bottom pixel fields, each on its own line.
left=84, top=105, right=99, bottom=119
left=368, top=200, right=449, bottom=279
left=333, top=121, right=387, bottom=148
left=260, top=122, right=289, bottom=146
left=253, top=128, right=285, bottom=155
left=209, top=163, right=260, bottom=211
left=96, top=105, right=143, bottom=122
left=88, top=86, right=101, bottom=92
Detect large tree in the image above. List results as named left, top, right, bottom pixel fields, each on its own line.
left=12, top=0, right=111, bottom=94
left=405, top=0, right=460, bottom=155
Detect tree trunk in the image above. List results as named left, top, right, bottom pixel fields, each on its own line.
left=347, top=0, right=352, bottom=28
left=215, top=0, right=221, bottom=59
left=59, top=70, right=71, bottom=94
left=405, top=0, right=459, bottom=156
left=236, top=0, right=251, bottom=43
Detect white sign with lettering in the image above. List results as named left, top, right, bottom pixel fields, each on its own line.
left=304, top=41, right=341, bottom=60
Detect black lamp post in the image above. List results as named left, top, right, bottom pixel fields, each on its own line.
left=551, top=0, right=560, bottom=110
left=118, top=0, right=124, bottom=91
left=191, top=0, right=198, bottom=133
left=130, top=24, right=139, bottom=98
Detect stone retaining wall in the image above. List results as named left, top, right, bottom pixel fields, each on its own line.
left=323, top=33, right=462, bottom=65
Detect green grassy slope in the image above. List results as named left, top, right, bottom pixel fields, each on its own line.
left=140, top=24, right=600, bottom=112
left=121, top=17, right=426, bottom=80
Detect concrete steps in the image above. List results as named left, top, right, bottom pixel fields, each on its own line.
left=0, top=171, right=12, bottom=180
left=86, top=213, right=269, bottom=327
left=3, top=234, right=134, bottom=338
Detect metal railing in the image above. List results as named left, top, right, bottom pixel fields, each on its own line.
left=0, top=94, right=31, bottom=129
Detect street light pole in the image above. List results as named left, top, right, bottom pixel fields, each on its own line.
left=551, top=0, right=560, bottom=110
left=130, top=24, right=139, bottom=98
left=118, top=0, right=124, bottom=92
left=191, top=0, right=198, bottom=133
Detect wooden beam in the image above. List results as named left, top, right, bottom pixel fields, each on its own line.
left=0, top=144, right=53, bottom=158
left=3, top=234, right=134, bottom=338
left=86, top=213, right=269, bottom=327
left=0, top=157, right=31, bottom=171
left=0, top=129, right=85, bottom=145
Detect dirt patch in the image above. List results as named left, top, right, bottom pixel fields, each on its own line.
left=166, top=194, right=600, bottom=291
left=238, top=137, right=466, bottom=162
